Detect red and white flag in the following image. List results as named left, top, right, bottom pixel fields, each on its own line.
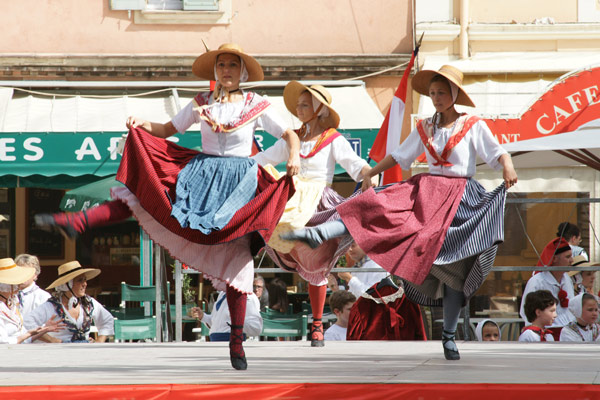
left=369, top=49, right=418, bottom=185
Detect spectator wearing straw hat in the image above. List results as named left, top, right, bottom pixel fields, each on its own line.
left=24, top=261, right=114, bottom=343
left=0, top=258, right=63, bottom=344
left=569, top=255, right=598, bottom=297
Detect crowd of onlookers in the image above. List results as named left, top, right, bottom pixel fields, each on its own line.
left=1, top=220, right=598, bottom=344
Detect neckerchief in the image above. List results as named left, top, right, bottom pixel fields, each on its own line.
left=0, top=302, right=23, bottom=327
left=299, top=128, right=342, bottom=159
left=416, top=114, right=481, bottom=166
left=521, top=325, right=553, bottom=341
left=48, top=295, right=94, bottom=342
left=565, top=321, right=600, bottom=341
left=192, top=91, right=270, bottom=133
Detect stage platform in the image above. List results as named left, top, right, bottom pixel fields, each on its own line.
left=2, top=341, right=600, bottom=399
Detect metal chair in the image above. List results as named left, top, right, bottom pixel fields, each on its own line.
left=260, top=314, right=308, bottom=341
left=114, top=316, right=157, bottom=342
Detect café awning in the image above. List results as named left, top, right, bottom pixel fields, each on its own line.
left=0, top=81, right=383, bottom=187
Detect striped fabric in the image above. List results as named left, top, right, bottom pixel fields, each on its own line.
left=402, top=179, right=506, bottom=306
left=171, top=154, right=258, bottom=234
left=265, top=186, right=357, bottom=286
left=115, top=127, right=295, bottom=256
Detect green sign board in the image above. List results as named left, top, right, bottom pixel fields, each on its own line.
left=0, top=129, right=378, bottom=187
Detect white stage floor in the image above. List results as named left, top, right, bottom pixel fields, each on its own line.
left=2, top=340, right=600, bottom=386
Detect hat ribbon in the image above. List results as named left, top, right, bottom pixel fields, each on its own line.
left=57, top=266, right=86, bottom=279
left=0, top=263, right=17, bottom=271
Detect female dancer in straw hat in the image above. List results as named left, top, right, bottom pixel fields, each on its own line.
left=24, top=261, right=114, bottom=343
left=0, top=258, right=64, bottom=344
left=253, top=82, right=376, bottom=346
left=36, top=43, right=300, bottom=369
left=283, top=65, right=517, bottom=360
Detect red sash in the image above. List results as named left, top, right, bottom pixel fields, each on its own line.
left=416, top=114, right=481, bottom=166
left=521, top=325, right=553, bottom=341
left=193, top=91, right=271, bottom=133
left=299, top=128, right=342, bottom=159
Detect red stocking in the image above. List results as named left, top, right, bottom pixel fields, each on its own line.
left=226, top=285, right=247, bottom=369
left=308, top=284, right=327, bottom=345
left=53, top=200, right=132, bottom=234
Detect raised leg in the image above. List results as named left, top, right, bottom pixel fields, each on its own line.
left=280, top=219, right=349, bottom=249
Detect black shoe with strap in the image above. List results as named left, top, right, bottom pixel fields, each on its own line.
left=229, top=325, right=247, bottom=370
left=442, top=330, right=460, bottom=361
left=310, top=318, right=324, bottom=347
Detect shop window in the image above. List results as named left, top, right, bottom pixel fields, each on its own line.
left=110, top=0, right=231, bottom=24
left=0, top=189, right=15, bottom=258
left=26, top=189, right=65, bottom=260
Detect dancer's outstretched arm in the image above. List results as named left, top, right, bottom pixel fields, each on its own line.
left=361, top=154, right=399, bottom=191
left=498, top=154, right=517, bottom=188
left=125, top=117, right=178, bottom=139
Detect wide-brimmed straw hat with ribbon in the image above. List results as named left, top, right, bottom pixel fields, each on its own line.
left=411, top=64, right=475, bottom=107
left=283, top=81, right=340, bottom=129
left=46, top=261, right=101, bottom=290
left=192, top=43, right=264, bottom=82
left=0, top=258, right=35, bottom=285
left=568, top=255, right=598, bottom=277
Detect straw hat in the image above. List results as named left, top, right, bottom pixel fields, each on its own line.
left=411, top=64, right=475, bottom=107
left=283, top=81, right=340, bottom=129
left=568, top=255, right=598, bottom=277
left=46, top=261, right=101, bottom=290
left=192, top=43, right=264, bottom=82
left=0, top=258, right=35, bottom=285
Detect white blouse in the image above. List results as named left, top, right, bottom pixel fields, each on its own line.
left=518, top=329, right=554, bottom=342
left=559, top=323, right=600, bottom=342
left=24, top=298, right=114, bottom=342
left=18, top=283, right=51, bottom=319
left=171, top=92, right=287, bottom=157
left=0, top=302, right=28, bottom=344
left=253, top=135, right=367, bottom=184
left=391, top=119, right=507, bottom=177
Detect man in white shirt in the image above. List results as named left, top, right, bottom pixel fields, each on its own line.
left=191, top=291, right=262, bottom=341
left=337, top=242, right=389, bottom=298
left=15, top=254, right=51, bottom=318
left=520, top=238, right=576, bottom=339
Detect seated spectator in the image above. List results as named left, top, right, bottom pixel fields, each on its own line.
left=24, top=261, right=114, bottom=343
left=337, top=241, right=388, bottom=298
left=267, top=277, right=289, bottom=314
left=519, top=290, right=557, bottom=342
left=347, top=280, right=426, bottom=341
left=520, top=238, right=575, bottom=340
left=253, top=274, right=269, bottom=312
left=569, top=255, right=598, bottom=297
left=475, top=319, right=500, bottom=341
left=0, top=258, right=63, bottom=344
left=324, top=290, right=356, bottom=341
left=560, top=293, right=600, bottom=342
left=556, top=222, right=588, bottom=260
left=15, top=254, right=51, bottom=318
left=190, top=290, right=262, bottom=341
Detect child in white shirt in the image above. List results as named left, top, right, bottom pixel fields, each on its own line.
left=519, top=290, right=557, bottom=342
left=324, top=290, right=356, bottom=341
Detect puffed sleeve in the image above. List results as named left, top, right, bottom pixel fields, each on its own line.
left=243, top=294, right=263, bottom=337
left=559, top=326, right=581, bottom=342
left=331, top=136, right=368, bottom=182
left=91, top=298, right=115, bottom=336
left=390, top=127, right=426, bottom=170
left=252, top=138, right=289, bottom=167
left=24, top=301, right=52, bottom=331
left=471, top=120, right=507, bottom=170
left=257, top=106, right=288, bottom=139
left=170, top=101, right=198, bottom=134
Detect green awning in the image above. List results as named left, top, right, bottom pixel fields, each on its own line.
left=59, top=175, right=124, bottom=212
left=1, top=128, right=378, bottom=188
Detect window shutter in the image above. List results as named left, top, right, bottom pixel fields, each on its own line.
left=182, top=0, right=219, bottom=11
left=109, top=0, right=146, bottom=10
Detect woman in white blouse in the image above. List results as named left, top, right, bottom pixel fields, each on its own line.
left=0, top=258, right=63, bottom=344
left=253, top=82, right=376, bottom=347
left=35, top=43, right=300, bottom=370
left=284, top=65, right=517, bottom=360
left=24, top=261, right=114, bottom=343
